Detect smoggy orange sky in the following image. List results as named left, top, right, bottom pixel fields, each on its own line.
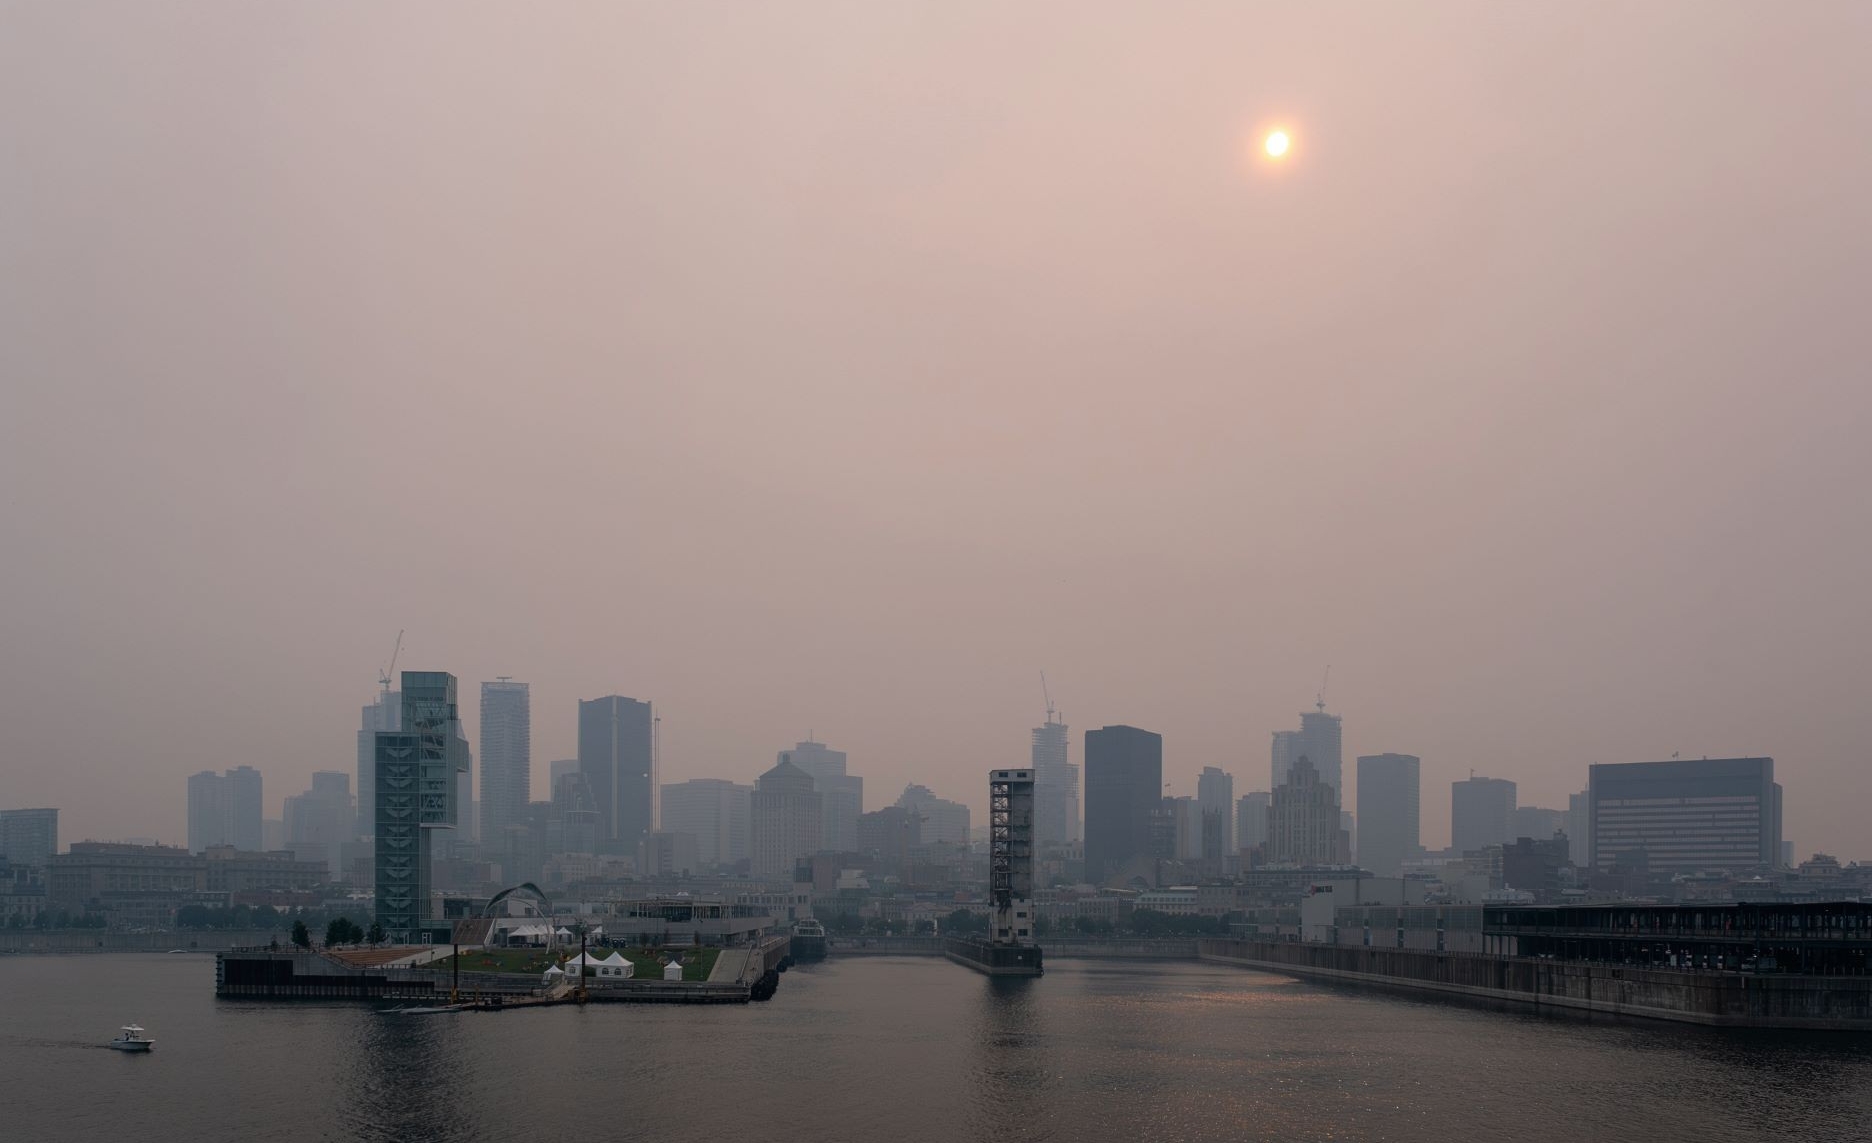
left=2, top=3, right=1869, bottom=856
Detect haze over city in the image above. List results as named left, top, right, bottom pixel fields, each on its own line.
left=4, top=1, right=1870, bottom=858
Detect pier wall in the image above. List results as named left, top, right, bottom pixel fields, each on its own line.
left=829, top=937, right=1196, bottom=960
left=1198, top=939, right=1872, bottom=1029
left=2, top=929, right=279, bottom=954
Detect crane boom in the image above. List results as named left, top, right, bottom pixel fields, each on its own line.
left=379, top=629, right=404, bottom=693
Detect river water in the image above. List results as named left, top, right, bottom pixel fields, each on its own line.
left=4, top=953, right=1869, bottom=1142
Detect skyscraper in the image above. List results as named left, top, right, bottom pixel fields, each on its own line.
left=1355, top=753, right=1420, bottom=877
left=661, top=778, right=753, bottom=869
left=1270, top=730, right=1302, bottom=789
left=1272, top=706, right=1344, bottom=793
left=1567, top=789, right=1591, bottom=867
left=284, top=771, right=352, bottom=875
left=374, top=671, right=468, bottom=942
left=1451, top=776, right=1518, bottom=853
left=1032, top=709, right=1079, bottom=848
left=778, top=739, right=861, bottom=853
left=479, top=679, right=532, bottom=844
left=356, top=688, right=399, bottom=838
left=896, top=784, right=971, bottom=845
left=1084, top=725, right=1163, bottom=886
left=1588, top=757, right=1781, bottom=875
left=578, top=695, right=656, bottom=853
left=1236, top=791, right=1271, bottom=854
left=750, top=758, right=821, bottom=881
left=186, top=767, right=262, bottom=853
left=1268, top=756, right=1346, bottom=865
left=1196, top=766, right=1235, bottom=857
left=1299, top=708, right=1343, bottom=793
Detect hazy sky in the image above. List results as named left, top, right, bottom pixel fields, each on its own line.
left=3, top=3, right=1869, bottom=857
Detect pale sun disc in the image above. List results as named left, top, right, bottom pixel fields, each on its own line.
left=1265, top=130, right=1290, bottom=158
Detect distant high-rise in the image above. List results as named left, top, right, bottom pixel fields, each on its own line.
left=1589, top=758, right=1781, bottom=875
left=661, top=778, right=753, bottom=869
left=778, top=739, right=861, bottom=853
left=284, top=771, right=352, bottom=875
left=1236, top=792, right=1270, bottom=854
left=1084, top=725, right=1162, bottom=886
left=750, top=758, right=821, bottom=881
left=0, top=808, right=59, bottom=866
left=1272, top=705, right=1344, bottom=793
left=1032, top=709, right=1079, bottom=848
left=1299, top=708, right=1343, bottom=793
left=1567, top=789, right=1591, bottom=867
left=578, top=696, right=656, bottom=853
left=356, top=688, right=399, bottom=838
left=1510, top=805, right=1567, bottom=842
left=1451, top=776, right=1517, bottom=853
left=1268, top=756, right=1346, bottom=865
left=479, top=679, right=532, bottom=844
left=1196, top=766, right=1234, bottom=857
left=896, top=784, right=971, bottom=845
left=1355, top=754, right=1420, bottom=877
left=1271, top=730, right=1302, bottom=789
left=374, top=671, right=468, bottom=942
left=187, top=767, right=262, bottom=853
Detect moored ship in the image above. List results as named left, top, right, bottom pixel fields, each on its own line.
left=791, top=918, right=827, bottom=963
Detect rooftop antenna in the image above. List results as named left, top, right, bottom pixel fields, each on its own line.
left=1316, top=664, right=1331, bottom=713
left=378, top=629, right=404, bottom=694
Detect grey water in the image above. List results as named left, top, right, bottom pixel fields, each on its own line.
left=4, top=954, right=1870, bottom=1142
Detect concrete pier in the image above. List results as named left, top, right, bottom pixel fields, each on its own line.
left=945, top=937, right=1044, bottom=977
left=1199, top=938, right=1872, bottom=1029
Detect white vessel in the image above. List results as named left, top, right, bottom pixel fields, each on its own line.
left=108, top=1025, right=154, bottom=1052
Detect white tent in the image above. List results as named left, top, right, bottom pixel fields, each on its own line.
left=563, top=951, right=634, bottom=980
left=541, top=965, right=567, bottom=987
left=661, top=959, right=684, bottom=981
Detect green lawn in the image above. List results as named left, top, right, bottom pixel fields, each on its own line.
left=437, top=946, right=719, bottom=982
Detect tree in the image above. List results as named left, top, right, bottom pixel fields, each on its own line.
left=291, top=919, right=311, bottom=949
left=367, top=922, right=385, bottom=945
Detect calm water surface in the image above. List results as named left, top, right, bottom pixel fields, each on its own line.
left=4, top=954, right=1870, bottom=1142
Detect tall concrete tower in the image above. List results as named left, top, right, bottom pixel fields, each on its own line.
left=989, top=768, right=1036, bottom=945
left=374, top=671, right=468, bottom=943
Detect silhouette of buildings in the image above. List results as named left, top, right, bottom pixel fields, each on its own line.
left=1356, top=754, right=1420, bottom=877
left=186, top=766, right=262, bottom=854
left=1084, top=725, right=1162, bottom=885
left=1588, top=757, right=1782, bottom=875
left=479, top=679, right=531, bottom=844
left=1452, top=776, right=1517, bottom=853
left=578, top=695, right=656, bottom=854
left=1268, top=756, right=1347, bottom=865
left=750, top=758, right=821, bottom=882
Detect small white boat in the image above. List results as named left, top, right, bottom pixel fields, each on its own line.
left=108, top=1025, right=155, bottom=1052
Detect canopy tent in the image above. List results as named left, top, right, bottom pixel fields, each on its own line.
left=563, top=951, right=634, bottom=979
left=661, top=960, right=684, bottom=981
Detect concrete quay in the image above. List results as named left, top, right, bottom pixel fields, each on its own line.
left=944, top=937, right=1044, bottom=977
left=1199, top=938, right=1872, bottom=1029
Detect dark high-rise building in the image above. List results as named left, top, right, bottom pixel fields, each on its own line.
left=374, top=672, right=467, bottom=941
left=1589, top=757, right=1782, bottom=875
left=1197, top=766, right=1234, bottom=856
left=479, top=679, right=532, bottom=844
left=1270, top=730, right=1302, bottom=790
left=578, top=695, right=656, bottom=853
left=1451, top=776, right=1517, bottom=854
left=1355, top=754, right=1420, bottom=877
left=1236, top=791, right=1271, bottom=854
left=1083, top=725, right=1162, bottom=886
left=1269, top=756, right=1347, bottom=865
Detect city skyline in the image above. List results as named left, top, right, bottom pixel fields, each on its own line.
left=4, top=6, right=1869, bottom=863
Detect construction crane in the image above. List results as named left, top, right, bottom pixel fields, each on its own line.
left=1315, top=664, right=1331, bottom=713
left=378, top=629, right=404, bottom=694
left=1040, top=671, right=1058, bottom=725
